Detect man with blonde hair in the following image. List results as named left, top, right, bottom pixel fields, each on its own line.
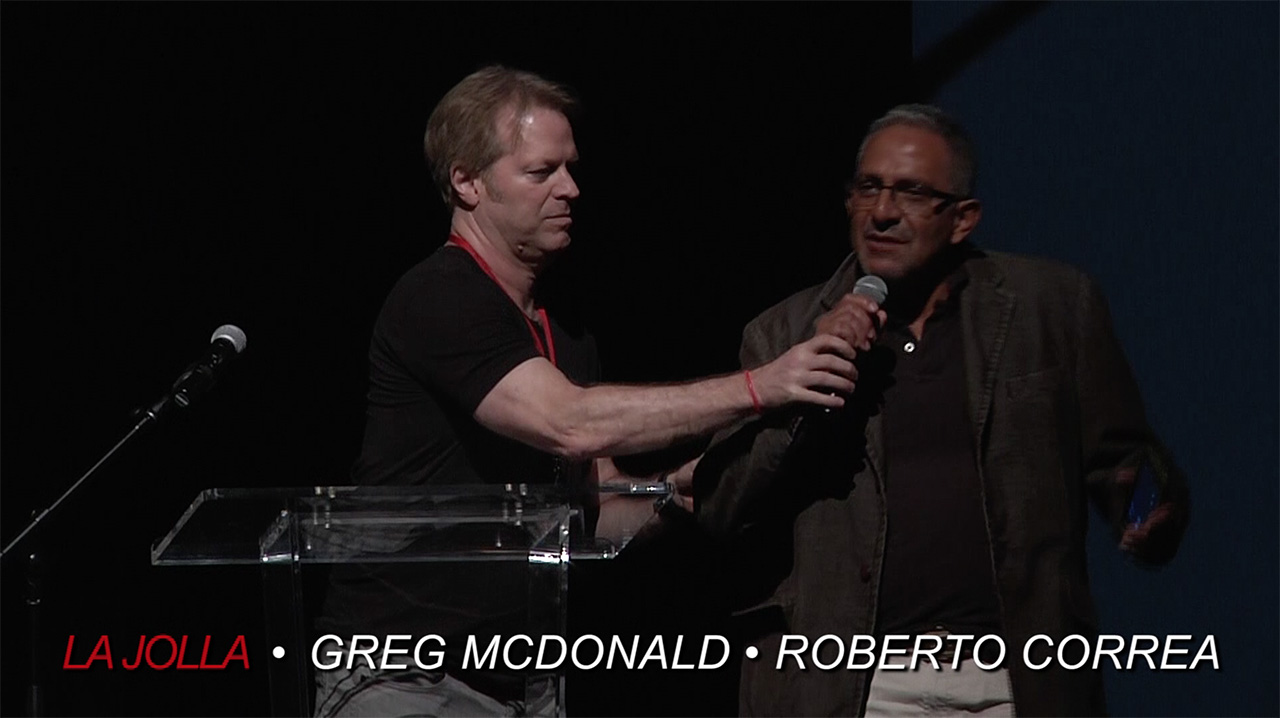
left=315, top=65, right=876, bottom=716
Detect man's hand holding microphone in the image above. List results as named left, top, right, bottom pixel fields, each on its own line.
left=812, top=276, right=889, bottom=405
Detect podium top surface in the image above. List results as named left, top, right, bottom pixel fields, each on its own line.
left=152, top=483, right=668, bottom=566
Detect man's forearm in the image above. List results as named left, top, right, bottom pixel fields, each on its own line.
left=555, top=372, right=757, bottom=458
left=475, top=334, right=854, bottom=460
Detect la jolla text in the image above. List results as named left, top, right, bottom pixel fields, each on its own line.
left=312, top=633, right=1218, bottom=672
left=63, top=635, right=249, bottom=670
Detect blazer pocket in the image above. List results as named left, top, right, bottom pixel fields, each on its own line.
left=731, top=596, right=793, bottom=645
left=1004, top=365, right=1066, bottom=400
left=730, top=584, right=796, bottom=620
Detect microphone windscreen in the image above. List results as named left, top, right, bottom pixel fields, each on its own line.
left=211, top=324, right=248, bottom=353
left=853, top=275, right=888, bottom=304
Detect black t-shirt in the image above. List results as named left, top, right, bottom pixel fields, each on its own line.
left=318, top=245, right=599, bottom=696
left=354, top=244, right=599, bottom=487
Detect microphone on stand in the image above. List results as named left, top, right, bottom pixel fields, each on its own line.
left=3, top=324, right=248, bottom=559
left=140, top=324, right=247, bottom=421
left=4, top=322, right=248, bottom=716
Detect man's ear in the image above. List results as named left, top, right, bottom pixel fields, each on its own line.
left=949, top=199, right=982, bottom=245
left=451, top=164, right=481, bottom=209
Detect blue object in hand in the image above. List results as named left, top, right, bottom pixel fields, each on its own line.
left=1126, top=464, right=1160, bottom=527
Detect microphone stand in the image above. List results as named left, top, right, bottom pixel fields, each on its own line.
left=4, top=411, right=158, bottom=560
left=4, top=406, right=166, bottom=717
left=3, top=324, right=244, bottom=716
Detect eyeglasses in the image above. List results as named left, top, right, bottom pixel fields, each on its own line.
left=846, top=176, right=965, bottom=215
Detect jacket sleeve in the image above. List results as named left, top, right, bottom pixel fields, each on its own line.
left=1075, top=273, right=1190, bottom=565
left=694, top=317, right=807, bottom=543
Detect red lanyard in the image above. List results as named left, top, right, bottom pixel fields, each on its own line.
left=447, top=234, right=557, bottom=367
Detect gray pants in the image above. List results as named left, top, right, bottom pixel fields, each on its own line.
left=314, top=663, right=556, bottom=717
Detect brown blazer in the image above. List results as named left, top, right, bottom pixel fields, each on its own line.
left=696, top=248, right=1189, bottom=716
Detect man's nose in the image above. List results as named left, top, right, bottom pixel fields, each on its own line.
left=871, top=189, right=902, bottom=226
left=557, top=168, right=580, bottom=201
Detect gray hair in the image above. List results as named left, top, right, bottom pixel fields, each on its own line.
left=855, top=104, right=977, bottom=197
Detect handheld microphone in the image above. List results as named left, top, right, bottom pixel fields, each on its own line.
left=820, top=276, right=887, bottom=414
left=853, top=274, right=888, bottom=313
left=141, top=324, right=247, bottom=420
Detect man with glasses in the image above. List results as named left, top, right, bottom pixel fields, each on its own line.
left=696, top=104, right=1189, bottom=716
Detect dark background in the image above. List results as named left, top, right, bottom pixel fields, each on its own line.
left=914, top=3, right=1279, bottom=715
left=2, top=2, right=1275, bottom=716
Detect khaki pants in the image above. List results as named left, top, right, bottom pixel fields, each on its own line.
left=865, top=654, right=1014, bottom=717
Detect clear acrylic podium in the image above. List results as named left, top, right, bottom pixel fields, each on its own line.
left=152, top=483, right=666, bottom=716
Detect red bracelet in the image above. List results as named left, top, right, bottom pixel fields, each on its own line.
left=743, top=370, right=763, bottom=415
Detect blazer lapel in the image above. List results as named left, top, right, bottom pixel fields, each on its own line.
left=815, top=252, right=862, bottom=311
left=864, top=407, right=887, bottom=491
left=961, top=258, right=1015, bottom=460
